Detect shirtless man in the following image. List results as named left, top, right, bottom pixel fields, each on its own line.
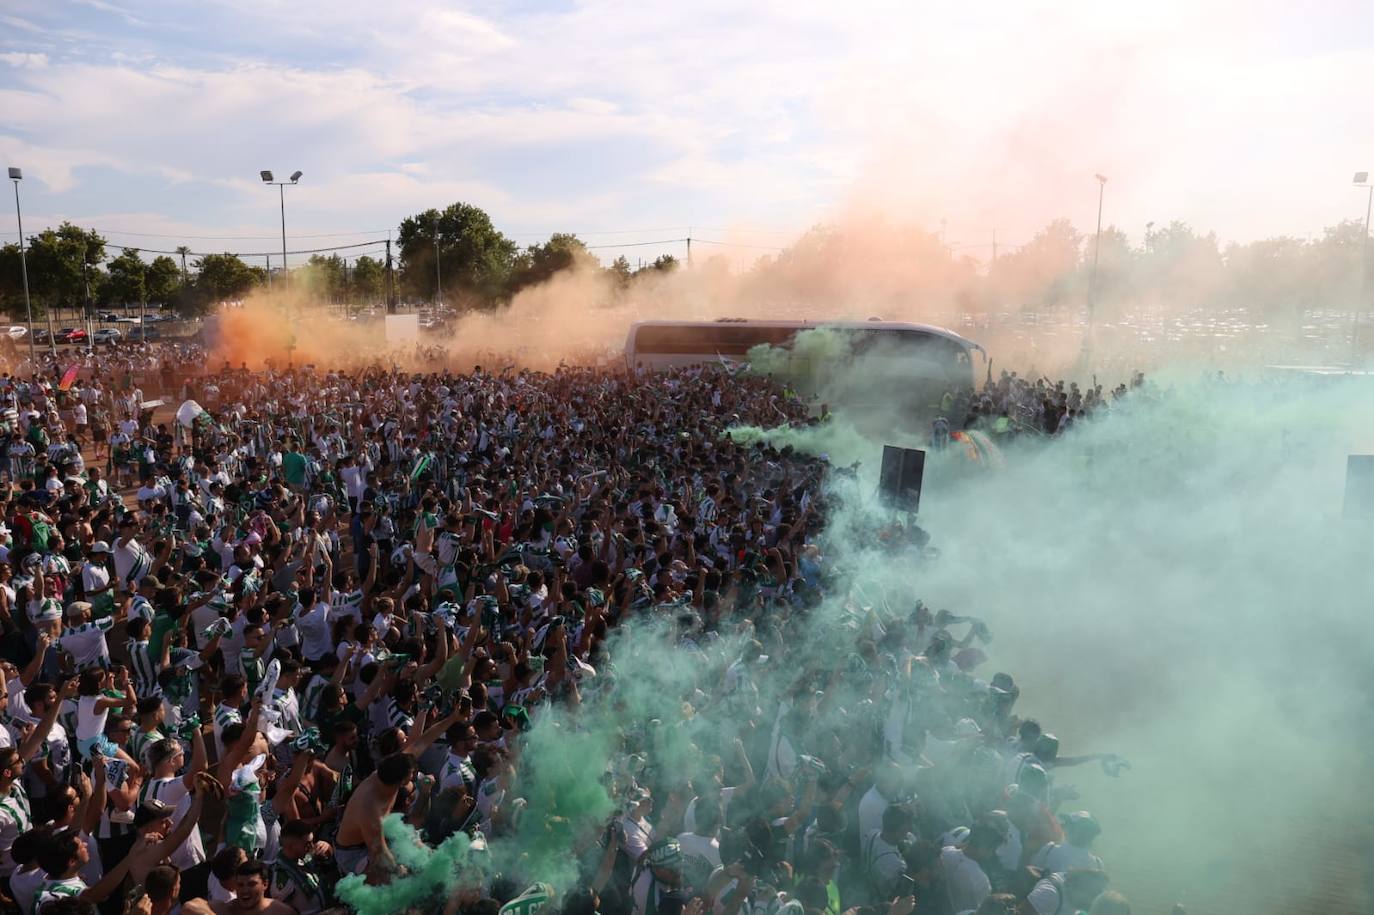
left=334, top=750, right=415, bottom=880
left=183, top=860, right=295, bottom=915
left=332, top=697, right=467, bottom=879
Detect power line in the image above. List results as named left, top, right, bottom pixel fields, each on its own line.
left=583, top=238, right=688, bottom=250
left=104, top=239, right=389, bottom=258
left=693, top=238, right=785, bottom=251
left=506, top=226, right=696, bottom=238
left=95, top=227, right=393, bottom=241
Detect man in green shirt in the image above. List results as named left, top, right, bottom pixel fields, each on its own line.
left=282, top=441, right=308, bottom=490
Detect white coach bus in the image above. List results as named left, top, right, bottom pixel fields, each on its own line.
left=625, top=318, right=985, bottom=415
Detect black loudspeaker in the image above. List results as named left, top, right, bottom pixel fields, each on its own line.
left=879, top=445, right=926, bottom=512
left=1344, top=455, right=1374, bottom=519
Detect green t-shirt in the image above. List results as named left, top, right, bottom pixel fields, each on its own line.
left=282, top=451, right=307, bottom=486
left=149, top=611, right=180, bottom=659
left=437, top=656, right=468, bottom=693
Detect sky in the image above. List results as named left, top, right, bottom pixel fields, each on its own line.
left=2, top=0, right=1374, bottom=268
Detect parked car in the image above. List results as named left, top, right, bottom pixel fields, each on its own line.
left=6, top=326, right=26, bottom=339
left=98, top=312, right=121, bottom=322
left=114, top=317, right=141, bottom=325
left=133, top=326, right=161, bottom=341
left=31, top=328, right=50, bottom=344
left=56, top=328, right=88, bottom=344
left=92, top=328, right=121, bottom=344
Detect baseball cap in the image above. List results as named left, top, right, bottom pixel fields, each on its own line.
left=644, top=839, right=682, bottom=869
left=88, top=541, right=112, bottom=555
left=134, top=797, right=175, bottom=829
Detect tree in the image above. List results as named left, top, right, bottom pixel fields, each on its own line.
left=351, top=256, right=385, bottom=302
left=396, top=202, right=517, bottom=306
left=995, top=218, right=1083, bottom=309
left=7, top=223, right=107, bottom=318
left=1085, top=226, right=1135, bottom=310
left=0, top=243, right=32, bottom=319
left=301, top=254, right=348, bottom=302
left=104, top=250, right=147, bottom=308
left=194, top=253, right=264, bottom=306
left=642, top=254, right=679, bottom=274
left=607, top=255, right=633, bottom=288
left=146, top=256, right=181, bottom=305
left=507, top=233, right=594, bottom=295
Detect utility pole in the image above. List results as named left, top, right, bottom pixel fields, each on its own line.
left=1087, top=174, right=1107, bottom=330
left=9, top=170, right=36, bottom=367
left=385, top=236, right=396, bottom=314
left=686, top=228, right=692, bottom=268
left=991, top=229, right=998, bottom=267
left=279, top=183, right=288, bottom=284
left=433, top=214, right=442, bottom=306
left=266, top=254, right=272, bottom=290
left=1352, top=173, right=1373, bottom=363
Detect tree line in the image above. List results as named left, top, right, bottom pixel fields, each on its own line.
left=0, top=201, right=1366, bottom=320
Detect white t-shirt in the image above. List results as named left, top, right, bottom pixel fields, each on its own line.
left=1025, top=877, right=1075, bottom=915
left=683, top=786, right=736, bottom=834
left=857, top=786, right=893, bottom=844
left=676, top=830, right=721, bottom=873
left=11, top=866, right=44, bottom=915
left=862, top=830, right=907, bottom=887
left=296, top=602, right=332, bottom=661
left=81, top=562, right=111, bottom=596
left=619, top=814, right=654, bottom=863
left=76, top=694, right=108, bottom=741
left=142, top=776, right=206, bottom=868
left=1029, top=842, right=1103, bottom=875
left=939, top=847, right=991, bottom=915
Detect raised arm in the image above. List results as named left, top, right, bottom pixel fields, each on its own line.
left=19, top=677, right=76, bottom=761
left=18, top=633, right=50, bottom=687
left=179, top=726, right=208, bottom=791
left=215, top=699, right=263, bottom=784
left=272, top=748, right=313, bottom=819
left=406, top=707, right=464, bottom=758
left=147, top=778, right=209, bottom=861
left=415, top=625, right=450, bottom=681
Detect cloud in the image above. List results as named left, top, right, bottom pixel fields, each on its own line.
left=1, top=0, right=1373, bottom=247
left=0, top=52, right=48, bottom=68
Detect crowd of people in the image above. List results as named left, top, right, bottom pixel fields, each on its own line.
left=0, top=340, right=1146, bottom=915
left=944, top=371, right=1146, bottom=441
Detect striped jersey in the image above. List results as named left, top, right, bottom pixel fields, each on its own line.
left=35, top=877, right=85, bottom=909
left=301, top=674, right=330, bottom=724
left=697, top=495, right=719, bottom=525
left=126, top=594, right=154, bottom=624
left=0, top=783, right=31, bottom=874
left=59, top=618, right=115, bottom=670
left=438, top=752, right=477, bottom=794
left=127, top=724, right=166, bottom=768
left=127, top=638, right=160, bottom=695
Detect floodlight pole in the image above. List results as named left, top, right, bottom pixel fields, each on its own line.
left=8, top=170, right=35, bottom=366
left=1087, top=174, right=1107, bottom=330
left=279, top=183, right=288, bottom=278
left=434, top=214, right=442, bottom=307
left=1361, top=181, right=1373, bottom=361
left=1353, top=173, right=1373, bottom=364
left=260, top=170, right=301, bottom=289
